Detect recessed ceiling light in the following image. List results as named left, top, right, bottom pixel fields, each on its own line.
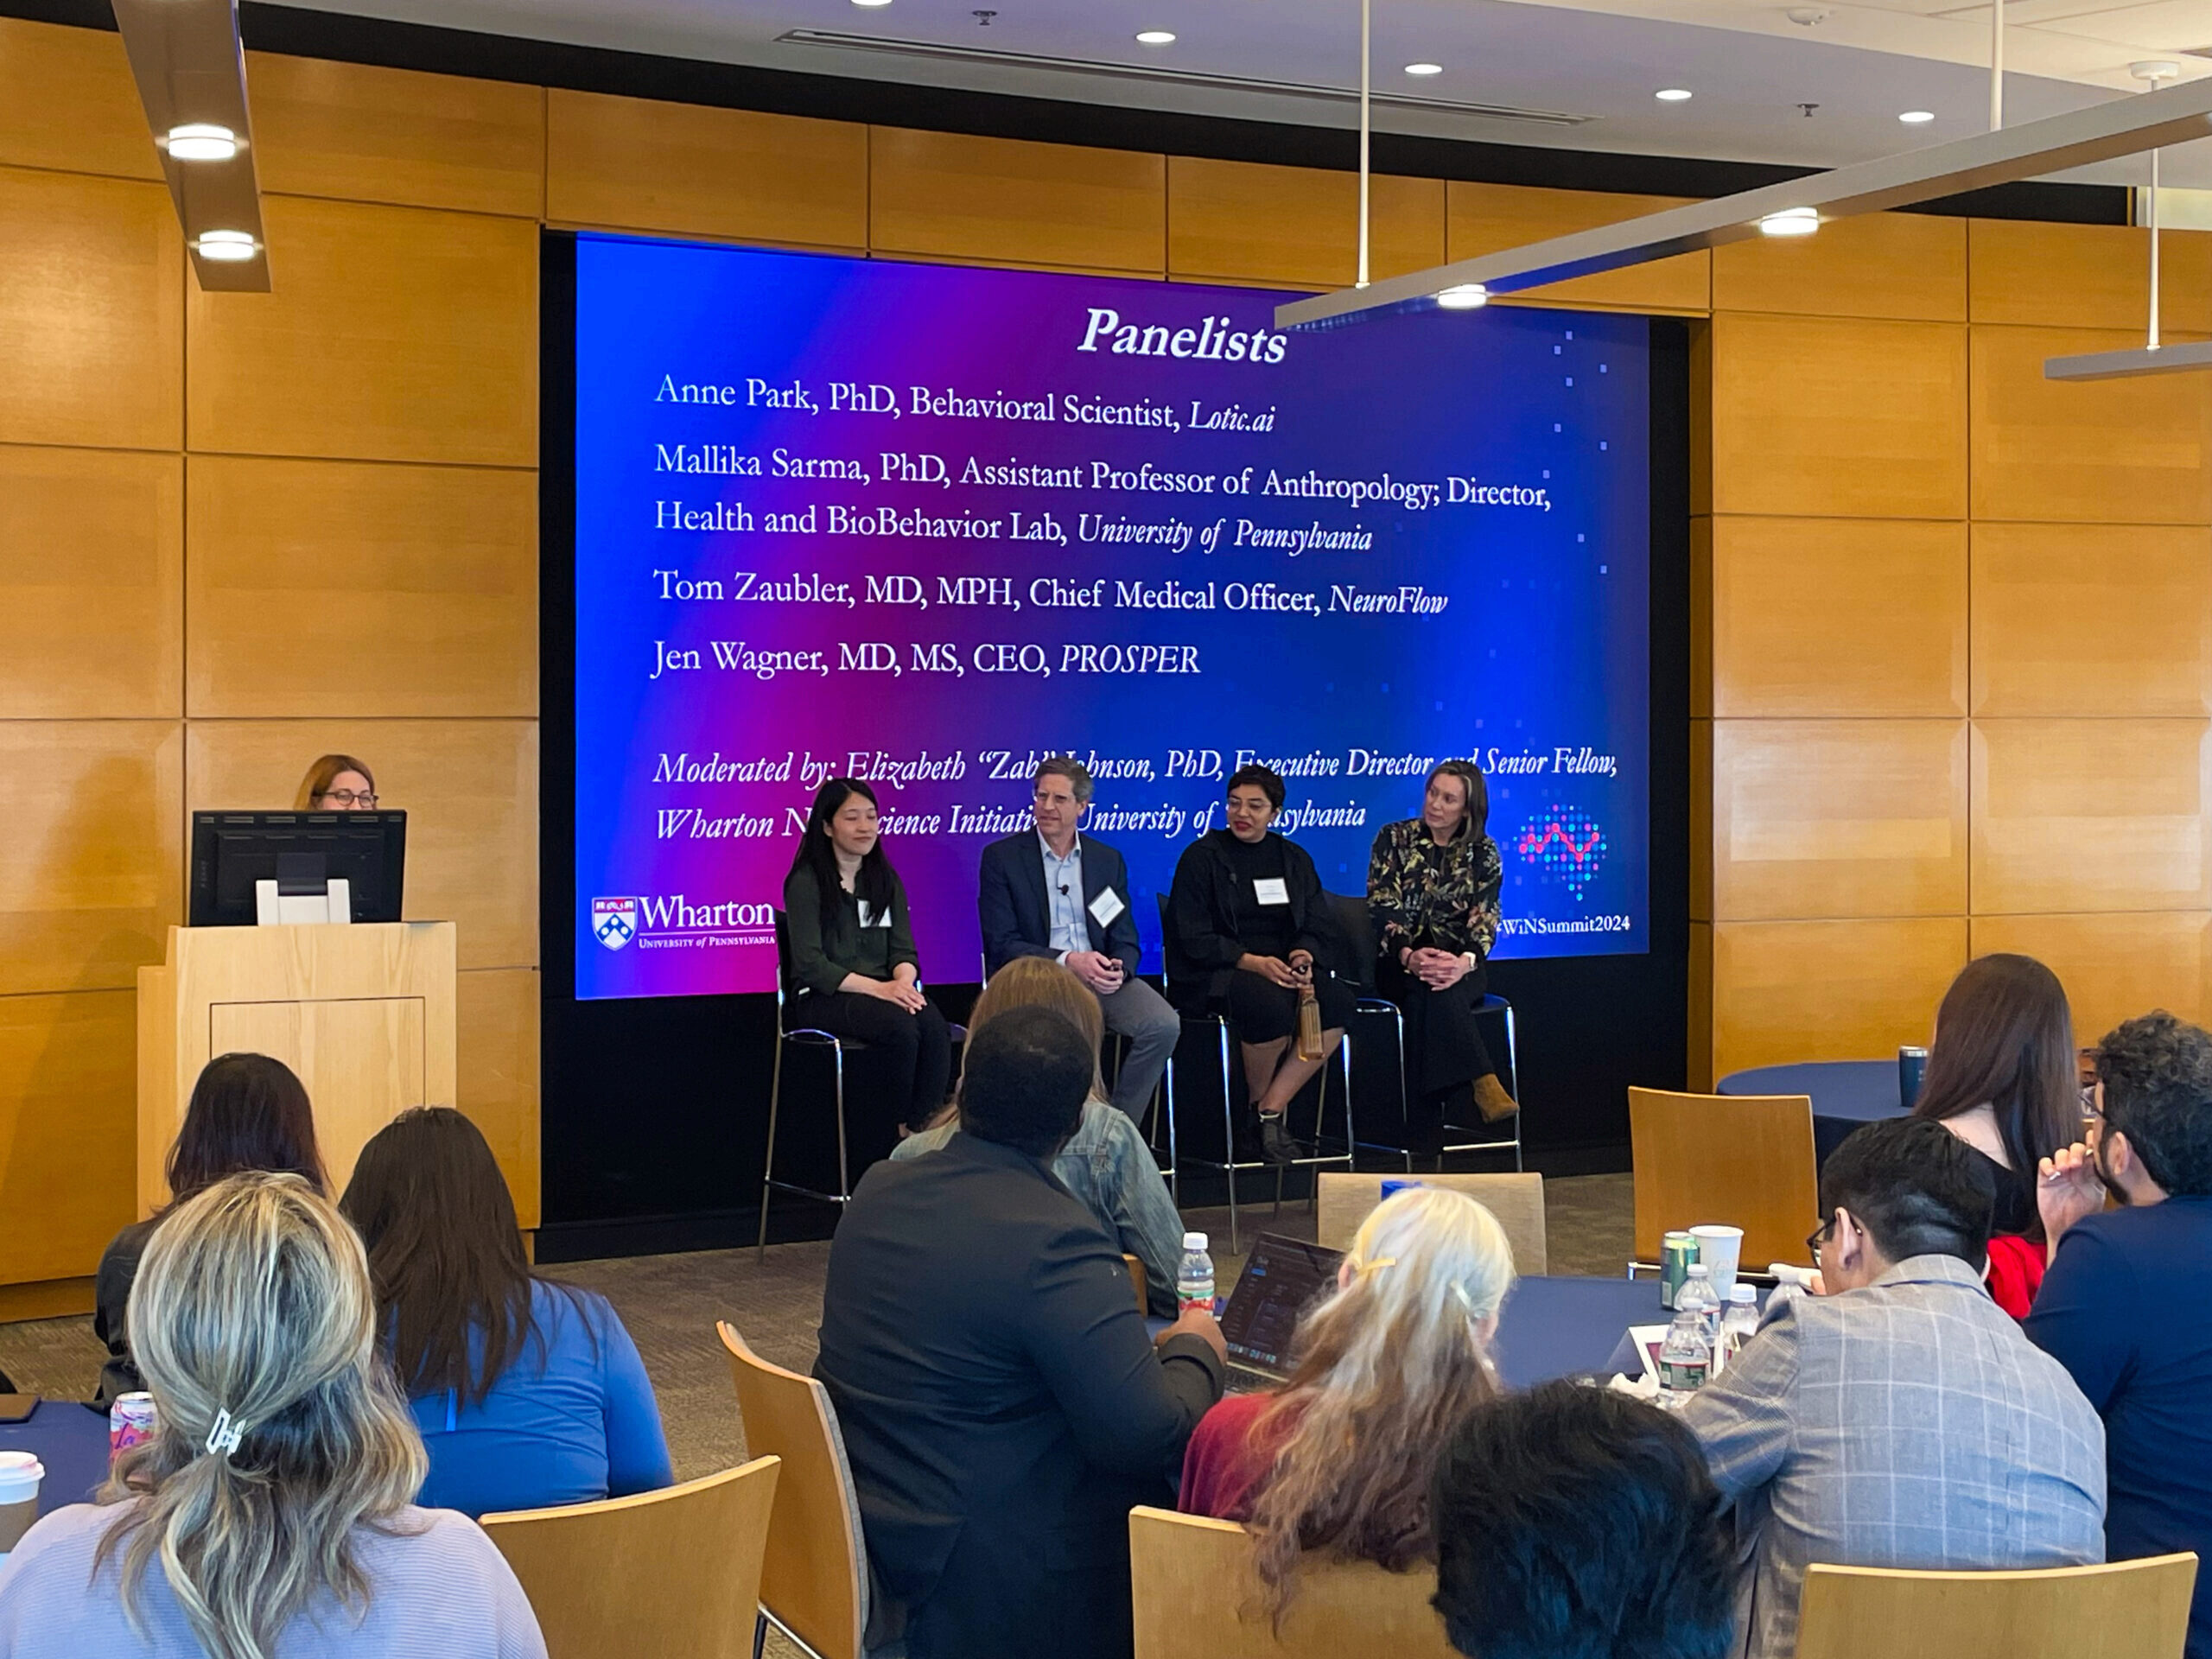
left=1656, top=87, right=1693, bottom=102
left=1758, top=207, right=1820, bottom=238
left=165, top=124, right=238, bottom=162
left=1435, top=283, right=1489, bottom=310
left=1899, top=109, right=1936, bottom=124
left=1404, top=62, right=1443, bottom=76
left=1135, top=29, right=1176, bottom=44
left=194, top=229, right=257, bottom=262
left=851, top=0, right=893, bottom=8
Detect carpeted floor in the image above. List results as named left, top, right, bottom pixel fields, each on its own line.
left=0, top=1173, right=1632, bottom=1484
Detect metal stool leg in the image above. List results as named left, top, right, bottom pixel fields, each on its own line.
left=1505, top=1001, right=1523, bottom=1173
left=832, top=1044, right=853, bottom=1204
left=1217, top=1019, right=1240, bottom=1255
left=757, top=1037, right=787, bottom=1263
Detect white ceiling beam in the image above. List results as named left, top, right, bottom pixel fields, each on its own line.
left=1274, top=75, right=2212, bottom=329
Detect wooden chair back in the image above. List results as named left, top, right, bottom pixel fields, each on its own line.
left=1314, top=1172, right=1548, bottom=1274
left=1129, top=1506, right=1456, bottom=1659
left=1124, top=1252, right=1148, bottom=1313
left=481, top=1456, right=780, bottom=1659
left=1629, top=1086, right=1819, bottom=1268
left=1796, top=1555, right=2198, bottom=1659
left=718, top=1321, right=868, bottom=1659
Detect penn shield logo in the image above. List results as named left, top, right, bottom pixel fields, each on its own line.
left=591, top=897, right=639, bottom=952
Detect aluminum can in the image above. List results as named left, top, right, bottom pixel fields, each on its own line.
left=109, top=1391, right=156, bottom=1460
left=1898, top=1046, right=1929, bottom=1109
left=1661, top=1232, right=1700, bottom=1310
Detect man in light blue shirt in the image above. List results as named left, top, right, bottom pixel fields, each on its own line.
left=977, top=757, right=1180, bottom=1119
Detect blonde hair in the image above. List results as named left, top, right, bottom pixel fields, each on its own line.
left=295, top=754, right=376, bottom=811
left=1245, top=1186, right=1517, bottom=1618
left=968, top=957, right=1107, bottom=1103
left=99, top=1173, right=429, bottom=1659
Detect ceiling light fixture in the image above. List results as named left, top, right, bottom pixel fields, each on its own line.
left=1135, top=29, right=1175, bottom=45
left=1655, top=87, right=1692, bottom=102
left=1758, top=207, right=1820, bottom=237
left=194, top=229, right=257, bottom=261
left=1404, top=62, right=1442, bottom=76
left=851, top=0, right=893, bottom=9
left=1434, top=283, right=1489, bottom=309
left=164, top=123, right=238, bottom=161
left=1899, top=110, right=1936, bottom=124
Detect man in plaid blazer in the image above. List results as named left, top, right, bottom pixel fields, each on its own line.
left=1681, top=1116, right=2106, bottom=1659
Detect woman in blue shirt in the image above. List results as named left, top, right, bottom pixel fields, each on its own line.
left=340, top=1107, right=673, bottom=1517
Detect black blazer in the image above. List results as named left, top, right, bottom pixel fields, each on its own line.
left=1163, top=828, right=1342, bottom=1011
left=815, top=1133, right=1222, bottom=1659
left=977, top=831, right=1143, bottom=980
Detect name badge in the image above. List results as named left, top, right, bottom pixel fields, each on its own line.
left=1088, top=887, right=1127, bottom=928
left=1253, top=877, right=1291, bottom=907
left=856, top=900, right=893, bottom=929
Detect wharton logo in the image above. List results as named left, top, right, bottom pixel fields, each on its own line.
left=592, top=898, right=639, bottom=952
left=589, top=894, right=777, bottom=953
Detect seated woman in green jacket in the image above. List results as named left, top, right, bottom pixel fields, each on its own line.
left=781, top=777, right=952, bottom=1161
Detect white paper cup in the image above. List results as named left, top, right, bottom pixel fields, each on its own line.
left=0, top=1452, right=43, bottom=1554
left=1690, top=1225, right=1745, bottom=1300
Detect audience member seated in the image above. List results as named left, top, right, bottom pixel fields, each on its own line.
left=894, top=956, right=1185, bottom=1316
left=0, top=1172, right=546, bottom=1659
left=340, top=1107, right=672, bottom=1519
left=816, top=1004, right=1227, bottom=1659
left=782, top=775, right=953, bottom=1163
left=1681, top=1115, right=2106, bottom=1659
left=94, top=1051, right=326, bottom=1405
left=1432, top=1381, right=1736, bottom=1659
left=1177, top=1185, right=1515, bottom=1618
left=1910, top=952, right=2082, bottom=1315
left=2028, top=1010, right=2212, bottom=1659
left=1164, top=762, right=1354, bottom=1164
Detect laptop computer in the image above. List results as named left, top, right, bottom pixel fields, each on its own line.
left=1219, top=1233, right=1345, bottom=1394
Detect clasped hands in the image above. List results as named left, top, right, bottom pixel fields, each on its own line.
left=1064, top=950, right=1127, bottom=995
left=863, top=970, right=929, bottom=1013
left=1400, top=945, right=1471, bottom=989
left=1239, top=950, right=1313, bottom=989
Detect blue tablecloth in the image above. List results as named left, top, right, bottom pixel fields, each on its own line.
left=0, top=1399, right=114, bottom=1518
left=1718, top=1059, right=1904, bottom=1166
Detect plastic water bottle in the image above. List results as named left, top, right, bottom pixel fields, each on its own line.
left=1176, top=1232, right=1215, bottom=1315
left=1656, top=1305, right=1712, bottom=1402
left=1675, top=1262, right=1720, bottom=1348
left=1717, top=1283, right=1759, bottom=1375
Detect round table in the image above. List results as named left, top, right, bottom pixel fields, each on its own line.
left=1718, top=1058, right=1906, bottom=1166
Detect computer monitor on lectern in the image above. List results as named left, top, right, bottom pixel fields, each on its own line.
left=188, top=811, right=407, bottom=926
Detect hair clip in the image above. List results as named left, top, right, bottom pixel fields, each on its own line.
left=1450, top=1281, right=1478, bottom=1316
left=205, top=1408, right=247, bottom=1459
left=1355, top=1255, right=1399, bottom=1276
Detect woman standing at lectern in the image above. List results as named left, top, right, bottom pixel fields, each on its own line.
left=296, top=753, right=379, bottom=810
left=1366, top=760, right=1516, bottom=1154
left=782, top=778, right=952, bottom=1160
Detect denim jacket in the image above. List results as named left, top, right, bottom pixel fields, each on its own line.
left=892, top=1098, right=1184, bottom=1318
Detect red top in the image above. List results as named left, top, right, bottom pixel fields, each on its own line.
left=1178, top=1391, right=1301, bottom=1521
left=1984, top=1231, right=2048, bottom=1320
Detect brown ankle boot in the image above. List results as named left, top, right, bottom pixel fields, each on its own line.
left=1472, top=1073, right=1519, bottom=1123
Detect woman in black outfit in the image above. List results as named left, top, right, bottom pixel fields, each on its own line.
left=782, top=777, right=952, bottom=1163
left=1366, top=760, right=1517, bottom=1152
left=1166, top=764, right=1352, bottom=1163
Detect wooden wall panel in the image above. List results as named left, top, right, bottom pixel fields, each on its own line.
left=1712, top=212, right=1966, bottom=322
left=1711, top=719, right=1967, bottom=920
left=460, top=967, right=541, bottom=1226
left=0, top=721, right=181, bottom=996
left=870, top=129, right=1165, bottom=274
left=1447, top=181, right=1708, bottom=315
left=1710, top=516, right=1967, bottom=718
left=186, top=720, right=537, bottom=970
left=0, top=447, right=181, bottom=718
left=1973, top=718, right=2212, bottom=913
left=186, top=194, right=536, bottom=467
left=1969, top=325, right=2212, bottom=525
left=1972, top=523, right=2212, bottom=717
left=1711, top=917, right=1966, bottom=1076
left=1166, top=159, right=1443, bottom=288
left=0, top=167, right=180, bottom=452
left=0, top=989, right=137, bottom=1283
left=1971, top=912, right=2212, bottom=1040
left=186, top=456, right=537, bottom=718
left=248, top=54, right=544, bottom=219
left=547, top=90, right=865, bottom=249
left=0, top=18, right=157, bottom=181
left=1707, top=315, right=1967, bottom=520
left=1968, top=218, right=2212, bottom=334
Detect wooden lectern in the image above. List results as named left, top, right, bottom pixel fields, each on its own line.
left=137, top=922, right=457, bottom=1215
